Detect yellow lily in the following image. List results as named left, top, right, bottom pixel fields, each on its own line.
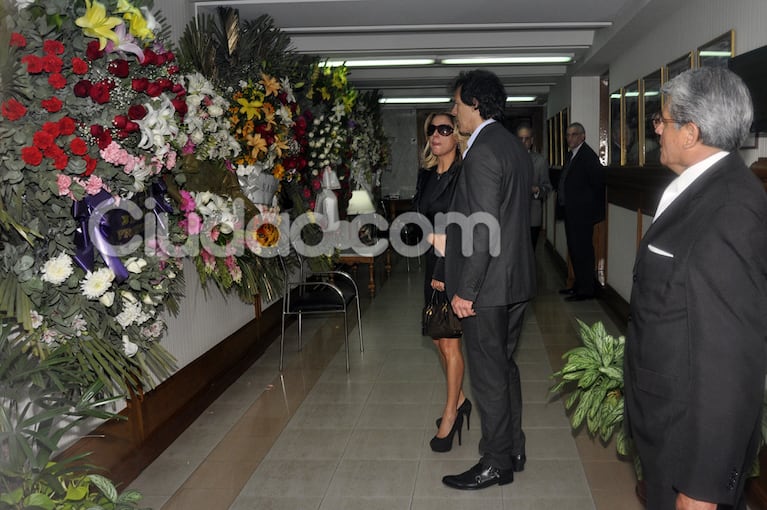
left=124, top=8, right=155, bottom=40
left=343, top=90, right=358, bottom=113
left=260, top=73, right=281, bottom=97
left=320, top=87, right=331, bottom=101
left=237, top=97, right=263, bottom=120
left=115, top=1, right=156, bottom=40
left=75, top=0, right=122, bottom=50
left=332, top=68, right=348, bottom=89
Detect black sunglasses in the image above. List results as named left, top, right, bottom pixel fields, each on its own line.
left=427, top=124, right=454, bottom=137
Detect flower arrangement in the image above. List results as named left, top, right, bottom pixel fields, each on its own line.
left=228, top=74, right=306, bottom=205
left=0, top=0, right=186, bottom=391
left=299, top=64, right=357, bottom=209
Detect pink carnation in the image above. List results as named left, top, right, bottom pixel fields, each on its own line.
left=84, top=175, right=104, bottom=195
left=100, top=141, right=130, bottom=165
left=56, top=173, right=72, bottom=196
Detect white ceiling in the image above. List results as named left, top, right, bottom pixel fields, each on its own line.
left=193, top=0, right=667, bottom=104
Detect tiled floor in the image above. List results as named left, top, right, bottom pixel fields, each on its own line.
left=128, top=243, right=643, bottom=510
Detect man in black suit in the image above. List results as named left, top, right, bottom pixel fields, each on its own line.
left=440, top=69, right=536, bottom=490
left=557, top=122, right=605, bottom=300
left=625, top=67, right=767, bottom=509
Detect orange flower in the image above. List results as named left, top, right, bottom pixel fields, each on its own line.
left=272, top=163, right=285, bottom=180
left=245, top=132, right=267, bottom=159
left=260, top=73, right=281, bottom=97
left=271, top=136, right=289, bottom=158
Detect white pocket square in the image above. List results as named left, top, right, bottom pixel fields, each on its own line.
left=648, top=244, right=674, bottom=258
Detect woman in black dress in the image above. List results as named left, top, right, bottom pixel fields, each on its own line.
left=414, top=112, right=471, bottom=452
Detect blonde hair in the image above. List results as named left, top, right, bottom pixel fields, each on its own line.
left=420, top=112, right=465, bottom=168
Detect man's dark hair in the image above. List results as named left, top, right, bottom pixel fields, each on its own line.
left=449, top=70, right=506, bottom=121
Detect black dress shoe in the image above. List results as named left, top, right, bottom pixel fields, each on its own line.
left=564, top=293, right=594, bottom=302
left=442, top=462, right=514, bottom=490
left=511, top=454, right=526, bottom=472
left=558, top=287, right=576, bottom=295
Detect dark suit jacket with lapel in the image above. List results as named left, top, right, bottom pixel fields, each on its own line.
left=624, top=152, right=767, bottom=506
left=444, top=122, right=536, bottom=307
left=562, top=142, right=605, bottom=224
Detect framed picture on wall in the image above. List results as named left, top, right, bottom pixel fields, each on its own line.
left=547, top=116, right=555, bottom=164
left=623, top=81, right=640, bottom=166
left=665, top=52, right=694, bottom=82
left=560, top=107, right=569, bottom=165
left=609, top=88, right=622, bottom=166
left=642, top=69, right=662, bottom=166
left=553, top=112, right=562, bottom=166
left=697, top=30, right=734, bottom=68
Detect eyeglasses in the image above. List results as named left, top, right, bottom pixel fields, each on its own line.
left=652, top=116, right=680, bottom=129
left=427, top=124, right=454, bottom=137
left=565, top=131, right=583, bottom=138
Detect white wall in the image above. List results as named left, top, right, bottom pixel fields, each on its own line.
left=380, top=108, right=420, bottom=198
left=161, top=259, right=256, bottom=372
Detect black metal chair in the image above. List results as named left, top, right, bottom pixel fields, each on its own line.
left=278, top=253, right=363, bottom=372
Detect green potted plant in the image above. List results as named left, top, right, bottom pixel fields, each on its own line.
left=550, top=319, right=640, bottom=476
left=0, top=321, right=145, bottom=510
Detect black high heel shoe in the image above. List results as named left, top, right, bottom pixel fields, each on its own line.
left=430, top=413, right=463, bottom=452
left=436, top=398, right=472, bottom=431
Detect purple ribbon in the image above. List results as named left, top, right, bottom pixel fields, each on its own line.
left=148, top=178, right=173, bottom=232
left=72, top=190, right=130, bottom=283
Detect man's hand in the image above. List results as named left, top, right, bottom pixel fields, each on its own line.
left=676, top=492, right=716, bottom=510
left=431, top=279, right=445, bottom=292
left=451, top=295, right=476, bottom=318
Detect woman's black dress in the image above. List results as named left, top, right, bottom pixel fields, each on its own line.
left=413, top=161, right=461, bottom=303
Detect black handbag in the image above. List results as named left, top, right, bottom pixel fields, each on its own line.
left=422, top=290, right=462, bottom=338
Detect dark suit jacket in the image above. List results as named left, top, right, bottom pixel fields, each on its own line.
left=562, top=142, right=605, bottom=225
left=624, top=152, right=767, bottom=506
left=444, top=122, right=536, bottom=307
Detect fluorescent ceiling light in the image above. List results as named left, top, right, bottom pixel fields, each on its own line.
left=699, top=50, right=732, bottom=57
left=320, top=58, right=435, bottom=67
left=507, top=96, right=536, bottom=102
left=441, top=56, right=572, bottom=65
left=379, top=97, right=451, bottom=104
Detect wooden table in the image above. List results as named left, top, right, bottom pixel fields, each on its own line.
left=338, top=249, right=391, bottom=297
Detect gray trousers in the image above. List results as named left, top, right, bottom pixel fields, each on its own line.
left=462, top=301, right=527, bottom=470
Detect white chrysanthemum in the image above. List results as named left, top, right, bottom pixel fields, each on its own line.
left=80, top=267, right=115, bottom=299
left=116, top=301, right=152, bottom=328
left=41, top=252, right=74, bottom=285
left=208, top=104, right=223, bottom=117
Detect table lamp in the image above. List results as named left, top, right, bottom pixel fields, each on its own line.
left=346, top=189, right=376, bottom=215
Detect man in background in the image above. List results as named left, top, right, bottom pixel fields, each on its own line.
left=557, top=122, right=605, bottom=301
left=516, top=123, right=552, bottom=249
left=440, top=69, right=535, bottom=490
left=625, top=66, right=767, bottom=510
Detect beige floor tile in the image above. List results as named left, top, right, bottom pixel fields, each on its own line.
left=128, top=249, right=640, bottom=510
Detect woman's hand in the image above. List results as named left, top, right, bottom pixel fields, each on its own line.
left=431, top=279, right=445, bottom=291
left=427, top=233, right=446, bottom=256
